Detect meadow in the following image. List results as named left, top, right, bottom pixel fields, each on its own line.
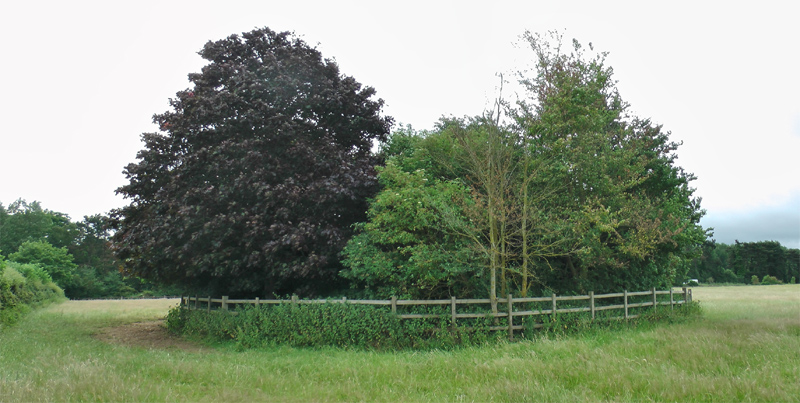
left=1, top=285, right=798, bottom=402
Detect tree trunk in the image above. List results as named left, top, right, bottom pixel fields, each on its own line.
left=489, top=211, right=499, bottom=315
left=521, top=180, right=530, bottom=297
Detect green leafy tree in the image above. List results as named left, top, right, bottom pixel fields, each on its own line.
left=71, top=215, right=116, bottom=270
left=432, top=116, right=580, bottom=313
left=0, top=203, right=140, bottom=298
left=687, top=241, right=739, bottom=283
left=0, top=203, right=7, bottom=248
left=510, top=31, right=707, bottom=293
left=0, top=199, right=78, bottom=257
left=340, top=159, right=481, bottom=299
left=111, top=27, right=392, bottom=297
left=67, top=214, right=136, bottom=299
left=8, top=240, right=77, bottom=290
left=786, top=249, right=800, bottom=283
left=342, top=32, right=706, bottom=302
left=343, top=119, right=576, bottom=308
left=444, top=117, right=517, bottom=309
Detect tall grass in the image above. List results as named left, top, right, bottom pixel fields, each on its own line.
left=1, top=286, right=798, bottom=402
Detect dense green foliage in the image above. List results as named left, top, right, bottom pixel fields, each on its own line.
left=111, top=27, right=392, bottom=297
left=0, top=259, right=64, bottom=328
left=687, top=240, right=799, bottom=284
left=105, top=28, right=711, bottom=303
left=340, top=151, right=483, bottom=299
left=0, top=200, right=77, bottom=254
left=9, top=240, right=77, bottom=290
left=0, top=199, right=166, bottom=299
left=342, top=32, right=706, bottom=303
left=732, top=240, right=798, bottom=283
left=166, top=302, right=496, bottom=350
left=510, top=33, right=706, bottom=295
left=759, top=275, right=782, bottom=285
left=165, top=299, right=698, bottom=351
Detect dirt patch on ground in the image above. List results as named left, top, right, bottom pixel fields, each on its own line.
left=95, top=320, right=210, bottom=353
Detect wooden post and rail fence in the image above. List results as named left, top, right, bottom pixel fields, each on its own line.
left=180, top=287, right=693, bottom=341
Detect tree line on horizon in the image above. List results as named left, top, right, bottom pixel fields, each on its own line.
left=0, top=199, right=174, bottom=299
left=1, top=198, right=794, bottom=302
left=687, top=240, right=798, bottom=285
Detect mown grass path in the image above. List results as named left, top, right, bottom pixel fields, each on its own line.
left=1, top=286, right=798, bottom=402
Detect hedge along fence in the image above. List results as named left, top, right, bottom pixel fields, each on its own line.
left=180, top=287, right=693, bottom=341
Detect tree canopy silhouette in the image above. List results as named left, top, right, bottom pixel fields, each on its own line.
left=111, top=27, right=392, bottom=296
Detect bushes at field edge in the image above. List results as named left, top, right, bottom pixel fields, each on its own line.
left=1, top=261, right=65, bottom=328
left=166, top=302, right=497, bottom=350
left=166, top=300, right=702, bottom=350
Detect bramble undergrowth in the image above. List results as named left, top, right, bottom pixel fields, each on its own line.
left=166, top=301, right=701, bottom=350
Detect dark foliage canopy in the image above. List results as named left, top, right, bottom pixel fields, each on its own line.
left=731, top=240, right=798, bottom=283
left=111, top=28, right=392, bottom=296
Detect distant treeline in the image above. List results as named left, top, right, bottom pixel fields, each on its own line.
left=0, top=199, right=176, bottom=300
left=687, top=240, right=799, bottom=284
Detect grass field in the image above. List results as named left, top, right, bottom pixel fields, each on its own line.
left=1, top=285, right=798, bottom=402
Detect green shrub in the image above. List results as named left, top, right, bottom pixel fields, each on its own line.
left=238, top=303, right=401, bottom=349
left=2, top=265, right=27, bottom=289
left=751, top=275, right=760, bottom=285
left=527, top=300, right=701, bottom=339
left=0, top=261, right=10, bottom=311
left=535, top=311, right=595, bottom=335
left=1, top=264, right=65, bottom=329
left=11, top=262, right=53, bottom=284
left=166, top=297, right=700, bottom=350
left=9, top=240, right=76, bottom=289
left=791, top=277, right=796, bottom=284
left=166, top=302, right=496, bottom=350
left=760, top=275, right=782, bottom=285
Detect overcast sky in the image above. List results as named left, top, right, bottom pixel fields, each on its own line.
left=1, top=0, right=798, bottom=248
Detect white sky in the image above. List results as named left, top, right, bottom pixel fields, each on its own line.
left=1, top=0, right=798, bottom=248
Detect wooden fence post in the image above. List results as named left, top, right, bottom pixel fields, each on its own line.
left=652, top=287, right=657, bottom=312
left=624, top=290, right=629, bottom=320
left=342, top=297, right=347, bottom=304
left=507, top=294, right=514, bottom=341
left=207, top=296, right=211, bottom=312
left=451, top=297, right=457, bottom=329
left=669, top=288, right=674, bottom=311
left=688, top=288, right=692, bottom=303
left=292, top=294, right=298, bottom=306
left=255, top=297, right=260, bottom=308
left=589, top=291, right=595, bottom=320
left=222, top=296, right=228, bottom=311
left=391, top=296, right=397, bottom=315
left=682, top=287, right=688, bottom=305
left=194, top=295, right=199, bottom=310
left=551, top=293, right=557, bottom=317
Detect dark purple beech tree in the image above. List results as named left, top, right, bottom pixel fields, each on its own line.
left=111, top=28, right=392, bottom=297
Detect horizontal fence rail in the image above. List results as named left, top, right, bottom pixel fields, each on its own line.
left=181, top=288, right=693, bottom=341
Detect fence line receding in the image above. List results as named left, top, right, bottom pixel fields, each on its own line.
left=180, top=287, right=693, bottom=341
